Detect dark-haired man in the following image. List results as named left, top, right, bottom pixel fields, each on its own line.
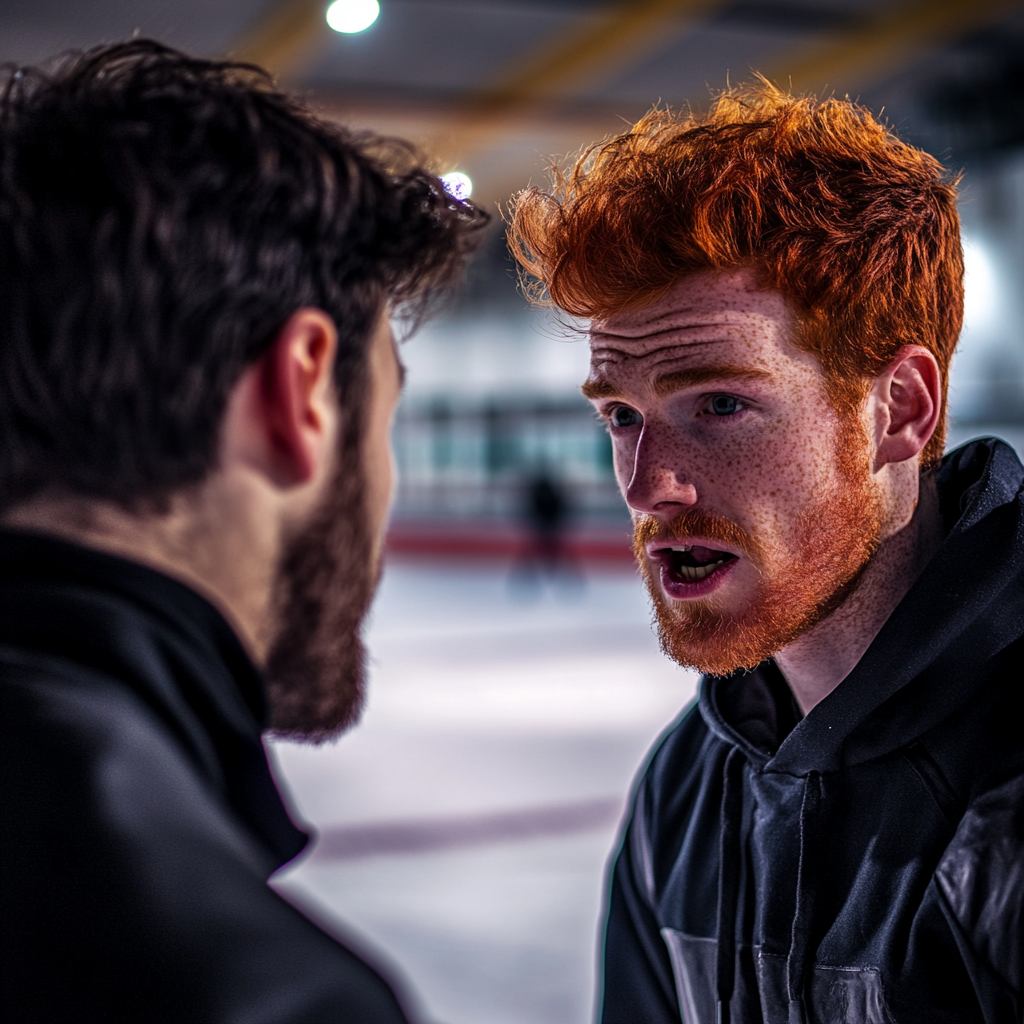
left=511, top=84, right=1024, bottom=1023
left=0, top=41, right=486, bottom=1022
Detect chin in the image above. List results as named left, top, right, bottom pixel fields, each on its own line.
left=648, top=553, right=871, bottom=677
left=264, top=606, right=370, bottom=743
left=654, top=606, right=790, bottom=677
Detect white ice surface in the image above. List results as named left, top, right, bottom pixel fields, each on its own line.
left=269, top=564, right=698, bottom=1024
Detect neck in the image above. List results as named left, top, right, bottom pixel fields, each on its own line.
left=1, top=489, right=276, bottom=661
left=775, top=469, right=943, bottom=715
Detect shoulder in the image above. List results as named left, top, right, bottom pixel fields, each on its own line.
left=936, top=771, right=1024, bottom=993
left=0, top=645, right=266, bottom=880
left=646, top=695, right=714, bottom=774
left=0, top=644, right=169, bottom=762
left=0, top=648, right=411, bottom=1022
left=624, top=695, right=727, bottom=892
left=1, top=643, right=215, bottom=781
left=640, top=694, right=722, bottom=814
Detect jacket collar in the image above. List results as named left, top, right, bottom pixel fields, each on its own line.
left=0, top=528, right=308, bottom=867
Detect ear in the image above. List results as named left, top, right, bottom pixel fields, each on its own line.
left=869, top=345, right=942, bottom=470
left=230, top=308, right=339, bottom=488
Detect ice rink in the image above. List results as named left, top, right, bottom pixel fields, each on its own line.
left=269, top=562, right=699, bottom=1024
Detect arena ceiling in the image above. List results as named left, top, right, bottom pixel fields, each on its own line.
left=1, top=0, right=1022, bottom=208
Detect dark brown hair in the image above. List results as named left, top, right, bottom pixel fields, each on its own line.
left=0, top=39, right=488, bottom=510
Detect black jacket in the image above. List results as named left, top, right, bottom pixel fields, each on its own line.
left=0, top=531, right=412, bottom=1023
left=601, top=438, right=1024, bottom=1024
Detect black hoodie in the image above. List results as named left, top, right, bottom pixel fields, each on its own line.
left=600, top=438, right=1024, bottom=1024
left=0, top=531, right=412, bottom=1023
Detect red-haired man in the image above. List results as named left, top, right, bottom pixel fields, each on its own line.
left=511, top=83, right=1023, bottom=1024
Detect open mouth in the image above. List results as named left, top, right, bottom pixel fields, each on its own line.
left=653, top=544, right=738, bottom=585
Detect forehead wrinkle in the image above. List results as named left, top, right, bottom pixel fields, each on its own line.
left=590, top=314, right=766, bottom=346
left=589, top=335, right=727, bottom=364
left=591, top=320, right=714, bottom=344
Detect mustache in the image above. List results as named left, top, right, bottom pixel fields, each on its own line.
left=632, top=509, right=760, bottom=561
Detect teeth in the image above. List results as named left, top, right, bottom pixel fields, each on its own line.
left=678, top=558, right=726, bottom=581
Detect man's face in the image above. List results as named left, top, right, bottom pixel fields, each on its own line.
left=265, top=313, right=402, bottom=740
left=584, top=268, right=884, bottom=676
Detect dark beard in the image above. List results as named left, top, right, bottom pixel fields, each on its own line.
left=263, top=434, right=377, bottom=743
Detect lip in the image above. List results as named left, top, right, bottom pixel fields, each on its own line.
left=644, top=536, right=742, bottom=562
left=645, top=537, right=741, bottom=601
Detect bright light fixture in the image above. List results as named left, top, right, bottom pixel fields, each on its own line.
left=326, top=0, right=380, bottom=34
left=440, top=171, right=473, bottom=201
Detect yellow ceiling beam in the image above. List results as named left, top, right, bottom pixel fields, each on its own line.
left=230, top=0, right=328, bottom=81
left=466, top=0, right=726, bottom=117
left=771, top=0, right=1024, bottom=96
left=434, top=0, right=728, bottom=166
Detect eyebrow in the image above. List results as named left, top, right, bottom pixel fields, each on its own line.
left=582, top=365, right=771, bottom=401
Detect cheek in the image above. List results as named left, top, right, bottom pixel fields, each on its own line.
left=691, top=417, right=833, bottom=534
left=363, top=404, right=397, bottom=530
left=747, top=417, right=851, bottom=536
left=611, top=434, right=638, bottom=491
left=373, top=437, right=394, bottom=506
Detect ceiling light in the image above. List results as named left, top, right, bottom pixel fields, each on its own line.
left=326, top=0, right=380, bottom=34
left=440, top=171, right=473, bottom=201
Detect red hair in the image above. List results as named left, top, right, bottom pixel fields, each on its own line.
left=509, top=81, right=963, bottom=466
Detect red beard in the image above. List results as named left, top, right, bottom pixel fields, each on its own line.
left=633, top=440, right=883, bottom=677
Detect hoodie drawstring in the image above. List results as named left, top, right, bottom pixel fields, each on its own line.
left=715, top=757, right=823, bottom=1024
left=715, top=748, right=745, bottom=1024
left=786, top=771, right=822, bottom=1024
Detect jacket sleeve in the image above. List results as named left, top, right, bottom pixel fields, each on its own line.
left=935, top=772, right=1024, bottom=1024
left=599, top=778, right=680, bottom=1024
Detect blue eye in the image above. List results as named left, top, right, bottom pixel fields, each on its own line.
left=610, top=406, right=641, bottom=428
left=709, top=394, right=741, bottom=416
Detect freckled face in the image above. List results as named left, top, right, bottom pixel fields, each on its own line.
left=586, top=267, right=882, bottom=675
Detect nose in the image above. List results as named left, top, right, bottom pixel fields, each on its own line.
left=623, top=425, right=699, bottom=515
